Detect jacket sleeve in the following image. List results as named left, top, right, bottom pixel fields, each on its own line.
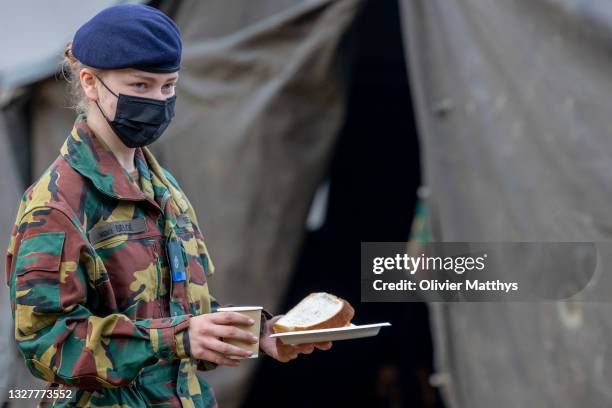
left=5, top=205, right=192, bottom=388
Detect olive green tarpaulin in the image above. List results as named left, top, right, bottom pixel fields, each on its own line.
left=400, top=0, right=612, bottom=407
left=153, top=1, right=362, bottom=405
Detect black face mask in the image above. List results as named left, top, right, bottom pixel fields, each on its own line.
left=94, top=74, right=176, bottom=148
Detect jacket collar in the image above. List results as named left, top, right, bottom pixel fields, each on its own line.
left=60, top=113, right=188, bottom=213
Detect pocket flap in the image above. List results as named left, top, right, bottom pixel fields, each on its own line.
left=15, top=231, right=65, bottom=275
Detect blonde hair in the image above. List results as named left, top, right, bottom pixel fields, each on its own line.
left=61, top=41, right=103, bottom=114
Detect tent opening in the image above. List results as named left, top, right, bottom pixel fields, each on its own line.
left=243, top=0, right=443, bottom=406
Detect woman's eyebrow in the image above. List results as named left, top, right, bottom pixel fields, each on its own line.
left=129, top=73, right=179, bottom=82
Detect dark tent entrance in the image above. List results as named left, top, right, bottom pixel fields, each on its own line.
left=244, top=1, right=442, bottom=406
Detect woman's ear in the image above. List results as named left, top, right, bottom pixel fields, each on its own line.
left=80, top=68, right=99, bottom=101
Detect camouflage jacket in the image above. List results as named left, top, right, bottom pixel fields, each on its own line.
left=5, top=114, right=270, bottom=407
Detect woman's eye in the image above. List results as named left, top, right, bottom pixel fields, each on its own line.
left=163, top=83, right=177, bottom=90
left=131, top=82, right=147, bottom=89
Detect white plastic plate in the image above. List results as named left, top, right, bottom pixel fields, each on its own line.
left=269, top=322, right=391, bottom=345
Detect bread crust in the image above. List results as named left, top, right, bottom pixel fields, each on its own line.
left=273, top=295, right=355, bottom=333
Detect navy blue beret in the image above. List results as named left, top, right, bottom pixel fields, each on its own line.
left=72, top=4, right=181, bottom=73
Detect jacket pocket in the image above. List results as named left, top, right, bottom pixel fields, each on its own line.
left=93, top=233, right=164, bottom=317
left=15, top=231, right=65, bottom=276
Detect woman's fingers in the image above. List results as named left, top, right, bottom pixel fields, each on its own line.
left=314, top=341, right=332, bottom=350
left=294, top=341, right=331, bottom=353
left=276, top=340, right=333, bottom=362
left=202, top=337, right=254, bottom=358
left=197, top=348, right=241, bottom=367
left=206, top=324, right=258, bottom=344
left=293, top=344, right=315, bottom=354
left=282, top=344, right=314, bottom=357
left=281, top=350, right=300, bottom=361
left=211, top=311, right=254, bottom=327
left=188, top=313, right=257, bottom=365
left=290, top=341, right=331, bottom=353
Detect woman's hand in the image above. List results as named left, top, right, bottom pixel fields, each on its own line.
left=188, top=312, right=259, bottom=367
left=259, top=315, right=333, bottom=362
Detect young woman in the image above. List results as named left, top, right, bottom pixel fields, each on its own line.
left=5, top=4, right=331, bottom=407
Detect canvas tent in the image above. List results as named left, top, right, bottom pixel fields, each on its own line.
left=400, top=0, right=612, bottom=406
left=6, top=0, right=611, bottom=406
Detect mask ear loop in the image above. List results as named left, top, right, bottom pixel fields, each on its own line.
left=94, top=73, right=119, bottom=98
left=93, top=73, right=118, bottom=122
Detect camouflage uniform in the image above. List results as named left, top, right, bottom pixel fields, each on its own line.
left=5, top=114, right=269, bottom=407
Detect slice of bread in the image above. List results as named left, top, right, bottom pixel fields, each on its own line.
left=273, top=292, right=355, bottom=333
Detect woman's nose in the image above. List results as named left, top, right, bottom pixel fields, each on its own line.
left=153, top=92, right=171, bottom=101
left=148, top=88, right=174, bottom=101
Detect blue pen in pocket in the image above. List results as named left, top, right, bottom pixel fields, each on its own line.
left=166, top=237, right=186, bottom=282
